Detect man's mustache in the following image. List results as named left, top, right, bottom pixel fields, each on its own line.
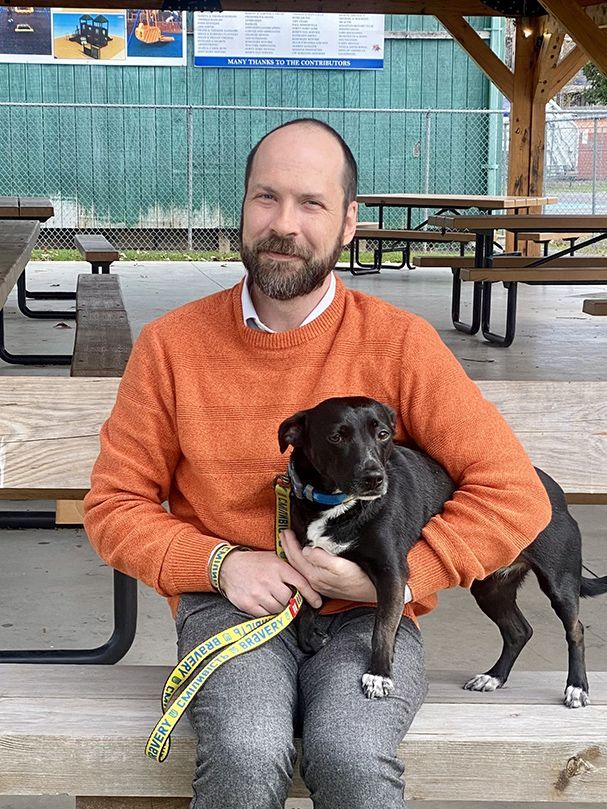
left=253, top=236, right=312, bottom=261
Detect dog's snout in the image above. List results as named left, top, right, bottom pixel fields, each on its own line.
left=363, top=471, right=385, bottom=490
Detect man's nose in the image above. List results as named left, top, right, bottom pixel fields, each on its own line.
left=270, top=201, right=300, bottom=238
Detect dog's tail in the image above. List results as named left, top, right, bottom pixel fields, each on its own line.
left=581, top=575, right=607, bottom=598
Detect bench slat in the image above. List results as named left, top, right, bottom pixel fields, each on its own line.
left=416, top=256, right=607, bottom=269
left=2, top=669, right=606, bottom=802
left=17, top=197, right=54, bottom=221
left=354, top=228, right=475, bottom=242
left=461, top=267, right=607, bottom=282
left=516, top=232, right=587, bottom=242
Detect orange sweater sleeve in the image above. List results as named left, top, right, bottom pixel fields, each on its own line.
left=83, top=324, right=219, bottom=596
left=400, top=317, right=552, bottom=603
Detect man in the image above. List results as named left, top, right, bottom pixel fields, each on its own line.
left=84, top=119, right=551, bottom=809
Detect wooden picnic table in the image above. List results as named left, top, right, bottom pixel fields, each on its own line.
left=428, top=213, right=607, bottom=268
left=352, top=194, right=558, bottom=274
left=0, top=377, right=605, bottom=505
left=0, top=196, right=54, bottom=222
left=427, top=214, right=607, bottom=346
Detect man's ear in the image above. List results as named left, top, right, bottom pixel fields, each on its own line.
left=341, top=200, right=358, bottom=247
left=278, top=411, right=307, bottom=453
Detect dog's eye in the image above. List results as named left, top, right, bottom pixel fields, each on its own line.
left=328, top=433, right=342, bottom=443
left=377, top=430, right=391, bottom=441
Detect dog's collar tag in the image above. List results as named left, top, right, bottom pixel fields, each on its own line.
left=287, top=458, right=352, bottom=506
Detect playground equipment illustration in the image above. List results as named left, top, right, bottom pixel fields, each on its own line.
left=69, top=13, right=112, bottom=59
left=134, top=10, right=175, bottom=45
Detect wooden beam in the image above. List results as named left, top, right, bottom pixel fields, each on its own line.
left=541, top=0, right=607, bottom=77
left=534, top=16, right=566, bottom=104
left=0, top=0, right=503, bottom=12
left=434, top=13, right=514, bottom=100
left=547, top=44, right=589, bottom=98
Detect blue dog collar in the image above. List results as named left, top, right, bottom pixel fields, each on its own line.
left=287, top=459, right=352, bottom=506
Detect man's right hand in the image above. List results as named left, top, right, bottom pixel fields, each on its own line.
left=218, top=550, right=322, bottom=617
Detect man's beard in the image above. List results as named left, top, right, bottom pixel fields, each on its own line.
left=240, top=232, right=344, bottom=301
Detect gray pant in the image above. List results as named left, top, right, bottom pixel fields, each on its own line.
left=176, top=593, right=427, bottom=809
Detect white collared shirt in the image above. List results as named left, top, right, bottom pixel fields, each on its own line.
left=242, top=272, right=336, bottom=332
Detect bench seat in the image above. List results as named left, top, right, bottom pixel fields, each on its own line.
left=583, top=298, right=607, bottom=315
left=70, top=274, right=132, bottom=378
left=2, top=664, right=606, bottom=804
left=74, top=234, right=120, bottom=274
left=461, top=266, right=607, bottom=282
left=354, top=227, right=475, bottom=243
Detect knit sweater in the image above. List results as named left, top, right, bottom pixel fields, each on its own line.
left=83, top=276, right=552, bottom=623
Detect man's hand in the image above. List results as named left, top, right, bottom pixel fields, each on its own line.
left=218, top=549, right=322, bottom=617
left=281, top=529, right=377, bottom=602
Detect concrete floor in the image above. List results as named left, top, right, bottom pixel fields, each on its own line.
left=1, top=259, right=606, bottom=809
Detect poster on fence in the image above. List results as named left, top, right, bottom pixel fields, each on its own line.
left=194, top=12, right=385, bottom=70
left=0, top=7, right=186, bottom=65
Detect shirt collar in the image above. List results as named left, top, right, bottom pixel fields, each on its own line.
left=241, top=273, right=336, bottom=333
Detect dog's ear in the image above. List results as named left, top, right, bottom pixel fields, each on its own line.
left=278, top=411, right=306, bottom=453
left=379, top=403, right=397, bottom=435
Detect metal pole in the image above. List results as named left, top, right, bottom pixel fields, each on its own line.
left=187, top=105, right=193, bottom=251
left=592, top=116, right=598, bottom=215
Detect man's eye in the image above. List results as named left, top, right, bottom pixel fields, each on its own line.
left=305, top=200, right=321, bottom=207
left=378, top=430, right=391, bottom=441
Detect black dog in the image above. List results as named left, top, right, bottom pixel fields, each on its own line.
left=278, top=395, right=607, bottom=704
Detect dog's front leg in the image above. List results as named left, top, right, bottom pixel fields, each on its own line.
left=361, top=563, right=408, bottom=699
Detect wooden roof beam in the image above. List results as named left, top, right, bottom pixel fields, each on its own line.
left=434, top=12, right=514, bottom=100
left=540, top=0, right=607, bottom=78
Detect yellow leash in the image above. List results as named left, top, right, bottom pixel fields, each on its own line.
left=145, top=476, right=299, bottom=762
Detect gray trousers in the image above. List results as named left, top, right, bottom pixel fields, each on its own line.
left=176, top=593, right=427, bottom=809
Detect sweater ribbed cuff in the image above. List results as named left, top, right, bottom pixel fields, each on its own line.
left=406, top=534, right=457, bottom=604
left=160, top=527, right=224, bottom=595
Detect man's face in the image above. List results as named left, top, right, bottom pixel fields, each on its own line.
left=240, top=124, right=357, bottom=300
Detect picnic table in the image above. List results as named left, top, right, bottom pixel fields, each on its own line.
left=352, top=194, right=557, bottom=273
left=0, top=376, right=606, bottom=666
left=427, top=213, right=607, bottom=345
left=0, top=196, right=54, bottom=222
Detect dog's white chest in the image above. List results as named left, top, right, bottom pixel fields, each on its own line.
left=306, top=501, right=356, bottom=555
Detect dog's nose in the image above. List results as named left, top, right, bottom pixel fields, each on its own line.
left=363, top=471, right=384, bottom=490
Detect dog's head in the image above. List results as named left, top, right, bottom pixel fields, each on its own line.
left=278, top=396, right=396, bottom=499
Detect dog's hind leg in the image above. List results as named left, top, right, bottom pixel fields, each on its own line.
left=533, top=568, right=589, bottom=707
left=465, top=565, right=532, bottom=693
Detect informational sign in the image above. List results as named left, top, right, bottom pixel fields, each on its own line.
left=194, top=12, right=384, bottom=70
left=0, top=7, right=186, bottom=65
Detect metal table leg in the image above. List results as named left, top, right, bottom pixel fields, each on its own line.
left=0, top=511, right=138, bottom=664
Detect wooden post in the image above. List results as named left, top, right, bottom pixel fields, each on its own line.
left=507, top=16, right=548, bottom=253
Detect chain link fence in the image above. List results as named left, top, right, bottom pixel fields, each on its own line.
left=0, top=102, right=605, bottom=253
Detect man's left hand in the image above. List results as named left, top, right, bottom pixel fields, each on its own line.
left=280, top=528, right=377, bottom=602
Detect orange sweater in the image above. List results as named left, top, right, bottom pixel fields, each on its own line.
left=84, top=276, right=552, bottom=623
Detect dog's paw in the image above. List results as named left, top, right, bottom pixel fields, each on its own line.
left=362, top=672, right=394, bottom=699
left=564, top=685, right=589, bottom=708
left=464, top=673, right=503, bottom=692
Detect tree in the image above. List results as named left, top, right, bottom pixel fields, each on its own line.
left=583, top=63, right=607, bottom=105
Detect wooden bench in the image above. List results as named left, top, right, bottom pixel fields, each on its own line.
left=516, top=231, right=586, bottom=255
left=2, top=664, right=607, bottom=805
left=457, top=264, right=607, bottom=347
left=75, top=234, right=120, bottom=274
left=415, top=255, right=607, bottom=270
left=57, top=273, right=133, bottom=527
left=350, top=228, right=476, bottom=275
left=0, top=380, right=606, bottom=804
left=71, top=274, right=132, bottom=377
left=583, top=298, right=607, bottom=316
